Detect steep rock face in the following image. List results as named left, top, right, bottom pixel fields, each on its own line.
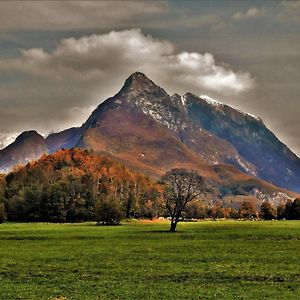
left=184, top=93, right=300, bottom=192
left=81, top=72, right=254, bottom=176
left=0, top=130, right=47, bottom=172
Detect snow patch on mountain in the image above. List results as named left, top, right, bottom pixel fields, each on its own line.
left=135, top=95, right=188, bottom=132
left=245, top=112, right=261, bottom=121
left=235, top=154, right=257, bottom=176
left=286, top=168, right=293, bottom=176
left=200, top=95, right=223, bottom=107
left=141, top=103, right=182, bottom=131
left=198, top=94, right=261, bottom=121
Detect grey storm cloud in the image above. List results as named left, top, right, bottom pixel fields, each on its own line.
left=0, top=1, right=168, bottom=31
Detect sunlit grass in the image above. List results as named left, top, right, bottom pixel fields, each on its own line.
left=1, top=220, right=300, bottom=299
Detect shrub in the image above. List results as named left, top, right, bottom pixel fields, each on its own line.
left=227, top=208, right=240, bottom=219
left=185, top=200, right=209, bottom=219
left=209, top=204, right=226, bottom=219
left=239, top=201, right=256, bottom=219
left=285, top=200, right=294, bottom=220
left=277, top=203, right=286, bottom=219
left=95, top=198, right=122, bottom=225
left=260, top=201, right=277, bottom=220
left=293, top=198, right=300, bottom=219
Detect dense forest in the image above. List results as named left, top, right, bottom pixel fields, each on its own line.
left=0, top=148, right=163, bottom=223
left=0, top=148, right=299, bottom=224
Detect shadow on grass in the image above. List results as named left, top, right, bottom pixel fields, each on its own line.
left=135, top=230, right=188, bottom=234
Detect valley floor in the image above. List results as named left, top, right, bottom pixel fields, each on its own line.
left=0, top=220, right=300, bottom=299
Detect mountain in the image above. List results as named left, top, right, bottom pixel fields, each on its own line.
left=77, top=72, right=255, bottom=177
left=0, top=72, right=299, bottom=196
left=0, top=130, right=47, bottom=173
left=184, top=93, right=300, bottom=193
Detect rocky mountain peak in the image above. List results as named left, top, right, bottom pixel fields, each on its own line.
left=170, top=93, right=184, bottom=107
left=82, top=72, right=172, bottom=130
left=117, top=72, right=169, bottom=98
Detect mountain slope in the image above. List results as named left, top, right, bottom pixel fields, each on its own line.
left=46, top=127, right=82, bottom=153
left=184, top=93, right=300, bottom=192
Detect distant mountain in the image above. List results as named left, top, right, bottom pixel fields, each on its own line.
left=0, top=72, right=299, bottom=195
left=0, top=130, right=47, bottom=172
left=46, top=127, right=82, bottom=153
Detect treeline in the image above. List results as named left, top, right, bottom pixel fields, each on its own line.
left=184, top=198, right=300, bottom=220
left=0, top=149, right=299, bottom=224
left=0, top=149, right=164, bottom=223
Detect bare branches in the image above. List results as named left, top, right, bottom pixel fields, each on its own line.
left=160, top=168, right=206, bottom=232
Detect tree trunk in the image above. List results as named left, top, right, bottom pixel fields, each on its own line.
left=170, top=221, right=177, bottom=232
left=125, top=199, right=131, bottom=219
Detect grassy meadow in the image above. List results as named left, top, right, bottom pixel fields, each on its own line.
left=0, top=220, right=300, bottom=299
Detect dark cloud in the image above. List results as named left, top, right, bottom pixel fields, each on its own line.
left=0, top=1, right=168, bottom=31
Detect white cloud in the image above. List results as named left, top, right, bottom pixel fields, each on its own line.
left=0, top=29, right=254, bottom=147
left=232, top=7, right=265, bottom=21
left=168, top=52, right=253, bottom=93
left=0, top=132, right=19, bottom=149
left=0, top=1, right=167, bottom=31
left=0, top=29, right=254, bottom=94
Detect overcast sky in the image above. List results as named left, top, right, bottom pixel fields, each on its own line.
left=0, top=0, right=299, bottom=155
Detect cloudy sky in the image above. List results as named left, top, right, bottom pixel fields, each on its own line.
left=0, top=0, right=299, bottom=155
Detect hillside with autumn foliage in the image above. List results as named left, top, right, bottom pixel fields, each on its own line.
left=2, top=148, right=163, bottom=222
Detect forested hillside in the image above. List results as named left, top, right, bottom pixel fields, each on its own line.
left=1, top=148, right=163, bottom=222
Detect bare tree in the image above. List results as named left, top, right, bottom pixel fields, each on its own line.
left=161, top=168, right=206, bottom=232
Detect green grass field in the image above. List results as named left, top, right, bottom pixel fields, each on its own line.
left=1, top=221, right=300, bottom=300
